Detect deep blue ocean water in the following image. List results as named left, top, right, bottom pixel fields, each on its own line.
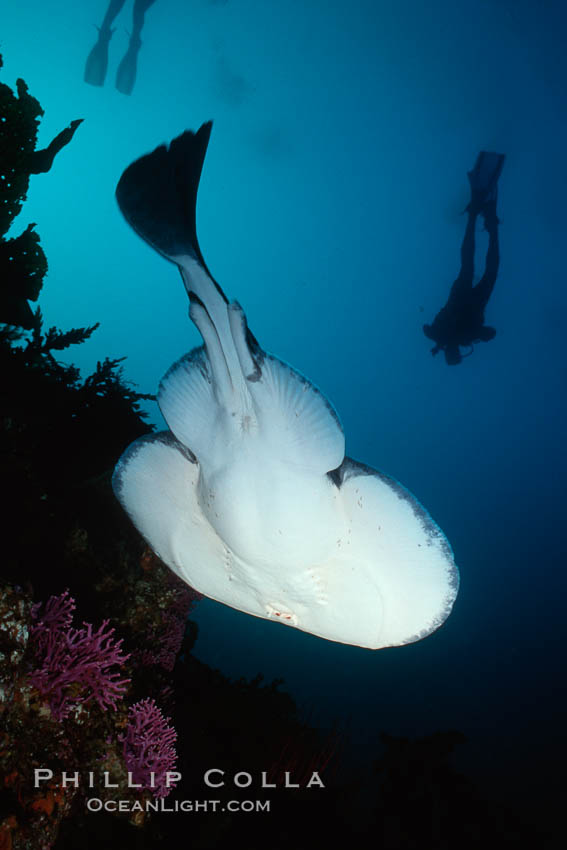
left=3, top=0, right=566, bottom=808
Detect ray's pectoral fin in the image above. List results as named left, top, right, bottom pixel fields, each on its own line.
left=310, top=457, right=460, bottom=648
left=111, top=431, right=267, bottom=616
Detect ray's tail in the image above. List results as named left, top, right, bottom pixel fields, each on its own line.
left=115, top=123, right=260, bottom=405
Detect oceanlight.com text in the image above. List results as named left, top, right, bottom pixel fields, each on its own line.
left=86, top=798, right=271, bottom=814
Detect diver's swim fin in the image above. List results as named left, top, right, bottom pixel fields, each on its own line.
left=116, top=35, right=142, bottom=96
left=84, top=26, right=114, bottom=87
left=467, top=151, right=505, bottom=213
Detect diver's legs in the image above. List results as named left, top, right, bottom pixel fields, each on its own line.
left=447, top=209, right=477, bottom=303
left=459, top=209, right=477, bottom=284
left=115, top=0, right=158, bottom=94
left=84, top=0, right=128, bottom=86
left=473, top=207, right=499, bottom=309
left=101, top=0, right=128, bottom=31
left=132, top=0, right=158, bottom=32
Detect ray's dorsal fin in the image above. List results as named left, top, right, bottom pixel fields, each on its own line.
left=115, top=122, right=226, bottom=301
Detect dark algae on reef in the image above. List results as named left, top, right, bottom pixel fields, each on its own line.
left=0, top=53, right=557, bottom=850
left=0, top=52, right=82, bottom=330
left=0, top=54, right=347, bottom=850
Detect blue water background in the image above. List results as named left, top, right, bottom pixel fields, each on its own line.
left=3, top=0, right=566, bottom=801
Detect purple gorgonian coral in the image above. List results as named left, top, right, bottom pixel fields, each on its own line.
left=29, top=591, right=130, bottom=720
left=122, top=698, right=178, bottom=798
left=135, top=582, right=202, bottom=673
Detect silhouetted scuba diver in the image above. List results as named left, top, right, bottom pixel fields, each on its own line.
left=84, top=0, right=158, bottom=95
left=423, top=151, right=505, bottom=365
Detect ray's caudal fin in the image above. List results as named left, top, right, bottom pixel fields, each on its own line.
left=115, top=123, right=259, bottom=407
left=115, top=123, right=214, bottom=275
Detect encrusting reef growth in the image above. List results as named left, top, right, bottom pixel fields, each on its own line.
left=0, top=53, right=555, bottom=850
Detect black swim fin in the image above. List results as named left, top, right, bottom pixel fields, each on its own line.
left=115, top=35, right=142, bottom=96
left=84, top=26, right=113, bottom=87
left=467, top=151, right=505, bottom=214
